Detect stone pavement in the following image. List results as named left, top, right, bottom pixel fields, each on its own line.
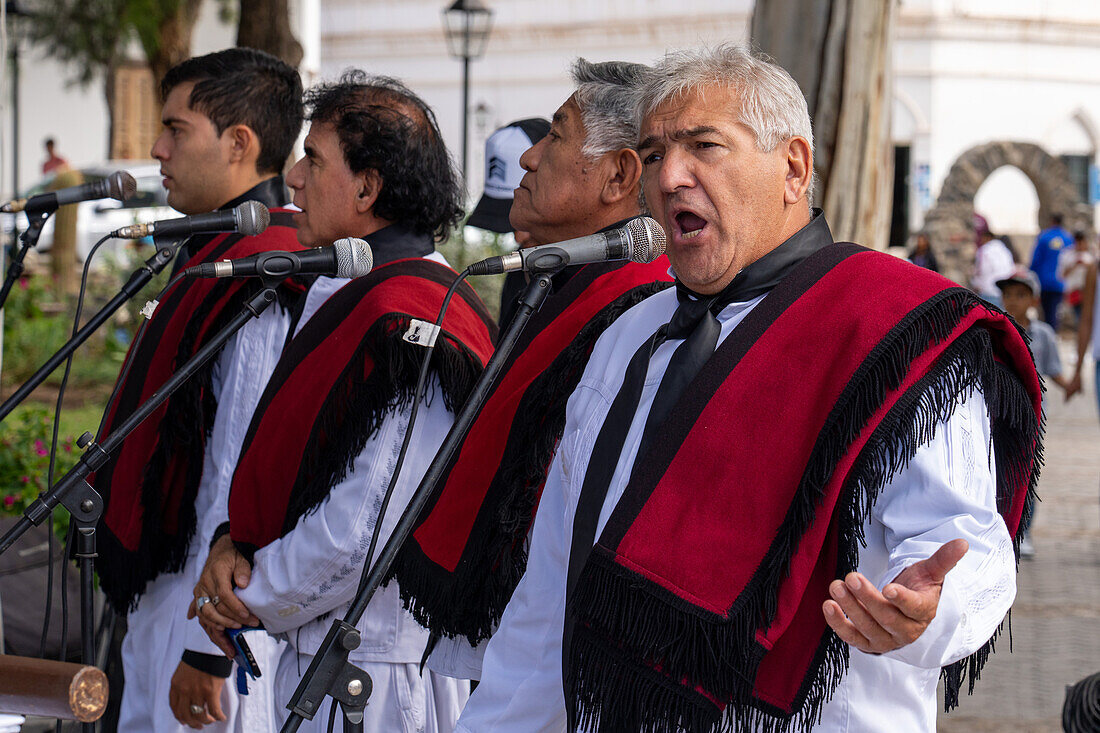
left=938, top=352, right=1100, bottom=732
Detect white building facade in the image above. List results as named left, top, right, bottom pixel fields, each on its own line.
left=4, top=0, right=1100, bottom=247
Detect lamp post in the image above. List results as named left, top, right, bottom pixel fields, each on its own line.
left=442, top=0, right=493, bottom=184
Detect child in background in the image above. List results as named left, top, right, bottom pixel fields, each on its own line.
left=998, top=266, right=1069, bottom=557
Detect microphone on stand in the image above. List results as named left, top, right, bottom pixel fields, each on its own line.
left=183, top=237, right=374, bottom=280
left=466, top=216, right=667, bottom=275
left=111, top=201, right=271, bottom=241
left=2, top=171, right=138, bottom=214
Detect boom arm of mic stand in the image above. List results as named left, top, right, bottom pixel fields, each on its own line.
left=280, top=272, right=556, bottom=733
left=0, top=242, right=181, bottom=422
left=0, top=210, right=50, bottom=310
left=0, top=283, right=280, bottom=556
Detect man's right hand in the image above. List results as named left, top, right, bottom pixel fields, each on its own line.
left=189, top=534, right=260, bottom=656
left=168, top=661, right=227, bottom=729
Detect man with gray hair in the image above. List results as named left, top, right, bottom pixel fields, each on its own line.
left=385, top=58, right=672, bottom=679
left=455, top=45, right=1040, bottom=732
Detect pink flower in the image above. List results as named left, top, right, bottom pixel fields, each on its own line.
left=34, top=439, right=47, bottom=456
left=18, top=278, right=27, bottom=290
left=19, top=476, right=29, bottom=484
left=3, top=495, right=14, bottom=507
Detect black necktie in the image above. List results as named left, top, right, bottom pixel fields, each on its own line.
left=564, top=213, right=836, bottom=728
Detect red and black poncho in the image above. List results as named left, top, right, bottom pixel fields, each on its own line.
left=565, top=243, right=1042, bottom=733
left=226, top=257, right=498, bottom=554
left=385, top=257, right=674, bottom=643
left=92, top=210, right=307, bottom=612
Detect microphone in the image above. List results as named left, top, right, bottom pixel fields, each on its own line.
left=183, top=237, right=374, bottom=280
left=111, top=201, right=270, bottom=240
left=466, top=216, right=667, bottom=275
left=2, top=171, right=137, bottom=214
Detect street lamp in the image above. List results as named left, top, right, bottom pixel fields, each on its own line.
left=442, top=0, right=493, bottom=182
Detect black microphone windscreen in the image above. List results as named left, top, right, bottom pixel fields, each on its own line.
left=109, top=172, right=138, bottom=202
left=235, top=201, right=270, bottom=237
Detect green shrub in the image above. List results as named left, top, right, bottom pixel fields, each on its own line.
left=0, top=405, right=80, bottom=538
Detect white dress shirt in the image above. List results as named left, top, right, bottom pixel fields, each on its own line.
left=236, top=253, right=457, bottom=665
left=121, top=300, right=293, bottom=733
left=456, top=286, right=1017, bottom=733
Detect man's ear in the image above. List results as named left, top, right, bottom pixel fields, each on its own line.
left=600, top=148, right=643, bottom=206
left=226, top=124, right=260, bottom=167
left=784, top=136, right=813, bottom=205
left=355, top=169, right=383, bottom=214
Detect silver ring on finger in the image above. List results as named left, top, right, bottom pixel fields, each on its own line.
left=211, top=595, right=221, bottom=606
left=196, top=595, right=211, bottom=611
left=189, top=704, right=205, bottom=716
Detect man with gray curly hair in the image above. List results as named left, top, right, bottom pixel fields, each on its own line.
left=495, top=57, right=661, bottom=326
left=387, top=58, right=673, bottom=687
left=456, top=44, right=1037, bottom=733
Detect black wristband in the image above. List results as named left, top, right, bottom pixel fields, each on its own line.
left=181, top=650, right=233, bottom=679
left=210, top=522, right=231, bottom=549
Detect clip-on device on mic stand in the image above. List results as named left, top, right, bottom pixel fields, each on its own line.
left=280, top=271, right=556, bottom=732
left=0, top=208, right=51, bottom=310
left=0, top=240, right=182, bottom=422
left=0, top=272, right=285, bottom=733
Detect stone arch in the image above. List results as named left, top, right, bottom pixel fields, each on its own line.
left=921, top=141, right=1092, bottom=284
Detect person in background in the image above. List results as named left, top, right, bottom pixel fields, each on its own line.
left=1058, top=230, right=1096, bottom=322
left=971, top=223, right=1015, bottom=308
left=465, top=117, right=551, bottom=328
left=1066, top=256, right=1099, bottom=420
left=42, top=137, right=68, bottom=175
left=907, top=231, right=938, bottom=272
left=997, top=265, right=1069, bottom=558
left=1031, top=212, right=1073, bottom=329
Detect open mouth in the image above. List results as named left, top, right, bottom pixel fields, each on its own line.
left=675, top=211, right=707, bottom=240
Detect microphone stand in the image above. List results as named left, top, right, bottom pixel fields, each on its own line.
left=0, top=240, right=180, bottom=422
left=0, top=209, right=50, bottom=310
left=0, top=278, right=281, bottom=733
left=281, top=271, right=556, bottom=733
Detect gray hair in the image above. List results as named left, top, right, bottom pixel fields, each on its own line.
left=638, top=44, right=814, bottom=198
left=571, top=58, right=650, bottom=160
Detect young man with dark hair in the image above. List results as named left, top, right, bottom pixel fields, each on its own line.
left=92, top=47, right=305, bottom=731
left=191, top=71, right=496, bottom=733
left=157, top=46, right=304, bottom=270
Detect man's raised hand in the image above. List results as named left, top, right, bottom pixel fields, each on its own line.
left=822, top=538, right=969, bottom=654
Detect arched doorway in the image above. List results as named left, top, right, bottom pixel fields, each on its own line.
left=921, top=141, right=1091, bottom=284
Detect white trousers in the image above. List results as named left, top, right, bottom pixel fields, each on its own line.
left=274, top=645, right=470, bottom=733
left=118, top=562, right=282, bottom=733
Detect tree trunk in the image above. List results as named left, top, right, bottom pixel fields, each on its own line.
left=237, top=0, right=303, bottom=68
left=751, top=0, right=895, bottom=250
left=145, top=0, right=203, bottom=89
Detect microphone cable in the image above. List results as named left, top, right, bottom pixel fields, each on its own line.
left=324, top=266, right=471, bottom=733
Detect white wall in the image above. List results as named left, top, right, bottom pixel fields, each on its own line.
left=894, top=1, right=1100, bottom=236
left=321, top=0, right=753, bottom=200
